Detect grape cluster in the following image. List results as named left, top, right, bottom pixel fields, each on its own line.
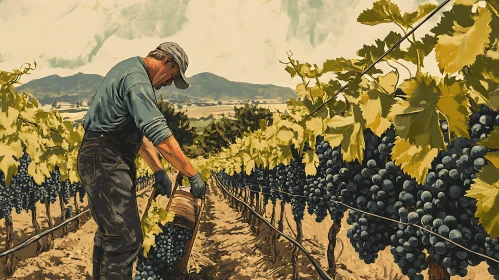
left=346, top=210, right=391, bottom=264
left=40, top=166, right=62, bottom=205
left=60, top=180, right=77, bottom=204
left=64, top=206, right=72, bottom=219
left=268, top=169, right=280, bottom=205
left=135, top=223, right=193, bottom=279
left=0, top=171, right=13, bottom=219
left=306, top=136, right=345, bottom=223
left=76, top=181, right=86, bottom=203
left=261, top=169, right=271, bottom=207
left=485, top=237, right=499, bottom=280
left=469, top=105, right=498, bottom=141
left=287, top=158, right=307, bottom=222
left=276, top=164, right=290, bottom=203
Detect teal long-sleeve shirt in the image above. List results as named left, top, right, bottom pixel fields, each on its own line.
left=83, top=56, right=173, bottom=146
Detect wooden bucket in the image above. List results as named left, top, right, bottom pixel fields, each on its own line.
left=141, top=172, right=205, bottom=275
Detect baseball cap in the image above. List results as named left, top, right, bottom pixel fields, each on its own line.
left=156, top=42, right=190, bottom=89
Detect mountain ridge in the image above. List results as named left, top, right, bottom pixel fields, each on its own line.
left=15, top=72, right=296, bottom=104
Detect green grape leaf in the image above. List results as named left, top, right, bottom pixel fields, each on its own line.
left=357, top=0, right=403, bottom=26
left=404, top=34, right=437, bottom=67
left=431, top=5, right=475, bottom=37
left=360, top=89, right=395, bottom=136
left=437, top=77, right=470, bottom=138
left=384, top=31, right=406, bottom=60
left=466, top=164, right=499, bottom=238
left=478, top=127, right=499, bottom=150
left=285, top=65, right=297, bottom=78
left=322, top=58, right=363, bottom=73
left=435, top=8, right=493, bottom=74
left=485, top=151, right=499, bottom=170
left=388, top=74, right=445, bottom=149
left=402, top=3, right=439, bottom=27
left=303, top=149, right=319, bottom=176
left=464, top=55, right=499, bottom=99
left=392, top=137, right=439, bottom=184
left=489, top=86, right=499, bottom=111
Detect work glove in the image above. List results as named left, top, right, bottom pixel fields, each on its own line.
left=153, top=170, right=172, bottom=198
left=188, top=172, right=206, bottom=198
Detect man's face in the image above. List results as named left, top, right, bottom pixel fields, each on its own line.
left=153, top=58, right=180, bottom=90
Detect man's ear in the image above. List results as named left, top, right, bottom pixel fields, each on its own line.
left=163, top=56, right=173, bottom=65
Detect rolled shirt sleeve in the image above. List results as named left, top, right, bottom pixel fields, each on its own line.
left=123, top=82, right=173, bottom=146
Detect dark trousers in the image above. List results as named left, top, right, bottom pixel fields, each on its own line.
left=77, top=133, right=142, bottom=280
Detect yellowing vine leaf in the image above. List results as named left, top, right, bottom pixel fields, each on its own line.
left=303, top=149, right=319, bottom=176
left=388, top=75, right=445, bottom=149
left=0, top=142, right=22, bottom=186
left=295, top=83, right=309, bottom=99
left=435, top=8, right=492, bottom=74
left=141, top=198, right=175, bottom=257
left=478, top=127, right=499, bottom=150
left=466, top=164, right=499, bottom=238
left=454, top=0, right=479, bottom=5
left=245, top=159, right=256, bottom=175
left=324, top=104, right=366, bottom=162
left=378, top=71, right=398, bottom=93
left=360, top=89, right=395, bottom=136
left=437, top=77, right=470, bottom=138
left=392, top=138, right=439, bottom=184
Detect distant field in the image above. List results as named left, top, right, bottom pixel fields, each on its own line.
left=183, top=103, right=288, bottom=119
left=49, top=103, right=289, bottom=123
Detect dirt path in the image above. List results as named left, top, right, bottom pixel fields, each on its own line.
left=186, top=181, right=320, bottom=280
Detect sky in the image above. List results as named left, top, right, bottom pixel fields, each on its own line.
left=0, top=0, right=447, bottom=89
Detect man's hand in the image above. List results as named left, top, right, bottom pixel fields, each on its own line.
left=188, top=173, right=206, bottom=198
left=153, top=170, right=172, bottom=197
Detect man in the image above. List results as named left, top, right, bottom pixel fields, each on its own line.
left=76, top=42, right=206, bottom=280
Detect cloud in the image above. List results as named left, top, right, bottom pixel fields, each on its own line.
left=0, top=0, right=450, bottom=88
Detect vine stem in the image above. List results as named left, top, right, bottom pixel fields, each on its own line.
left=384, top=60, right=400, bottom=89
left=437, top=109, right=452, bottom=146
left=412, top=32, right=422, bottom=74
left=394, top=60, right=413, bottom=77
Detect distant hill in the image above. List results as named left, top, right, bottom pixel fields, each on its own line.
left=15, top=72, right=296, bottom=105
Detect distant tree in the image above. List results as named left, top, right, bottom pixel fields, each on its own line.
left=234, top=103, right=273, bottom=132
left=178, top=104, right=183, bottom=110
left=51, top=101, right=58, bottom=109
left=217, top=101, right=223, bottom=105
left=157, top=100, right=197, bottom=157
left=198, top=116, right=243, bottom=157
left=197, top=103, right=273, bottom=158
